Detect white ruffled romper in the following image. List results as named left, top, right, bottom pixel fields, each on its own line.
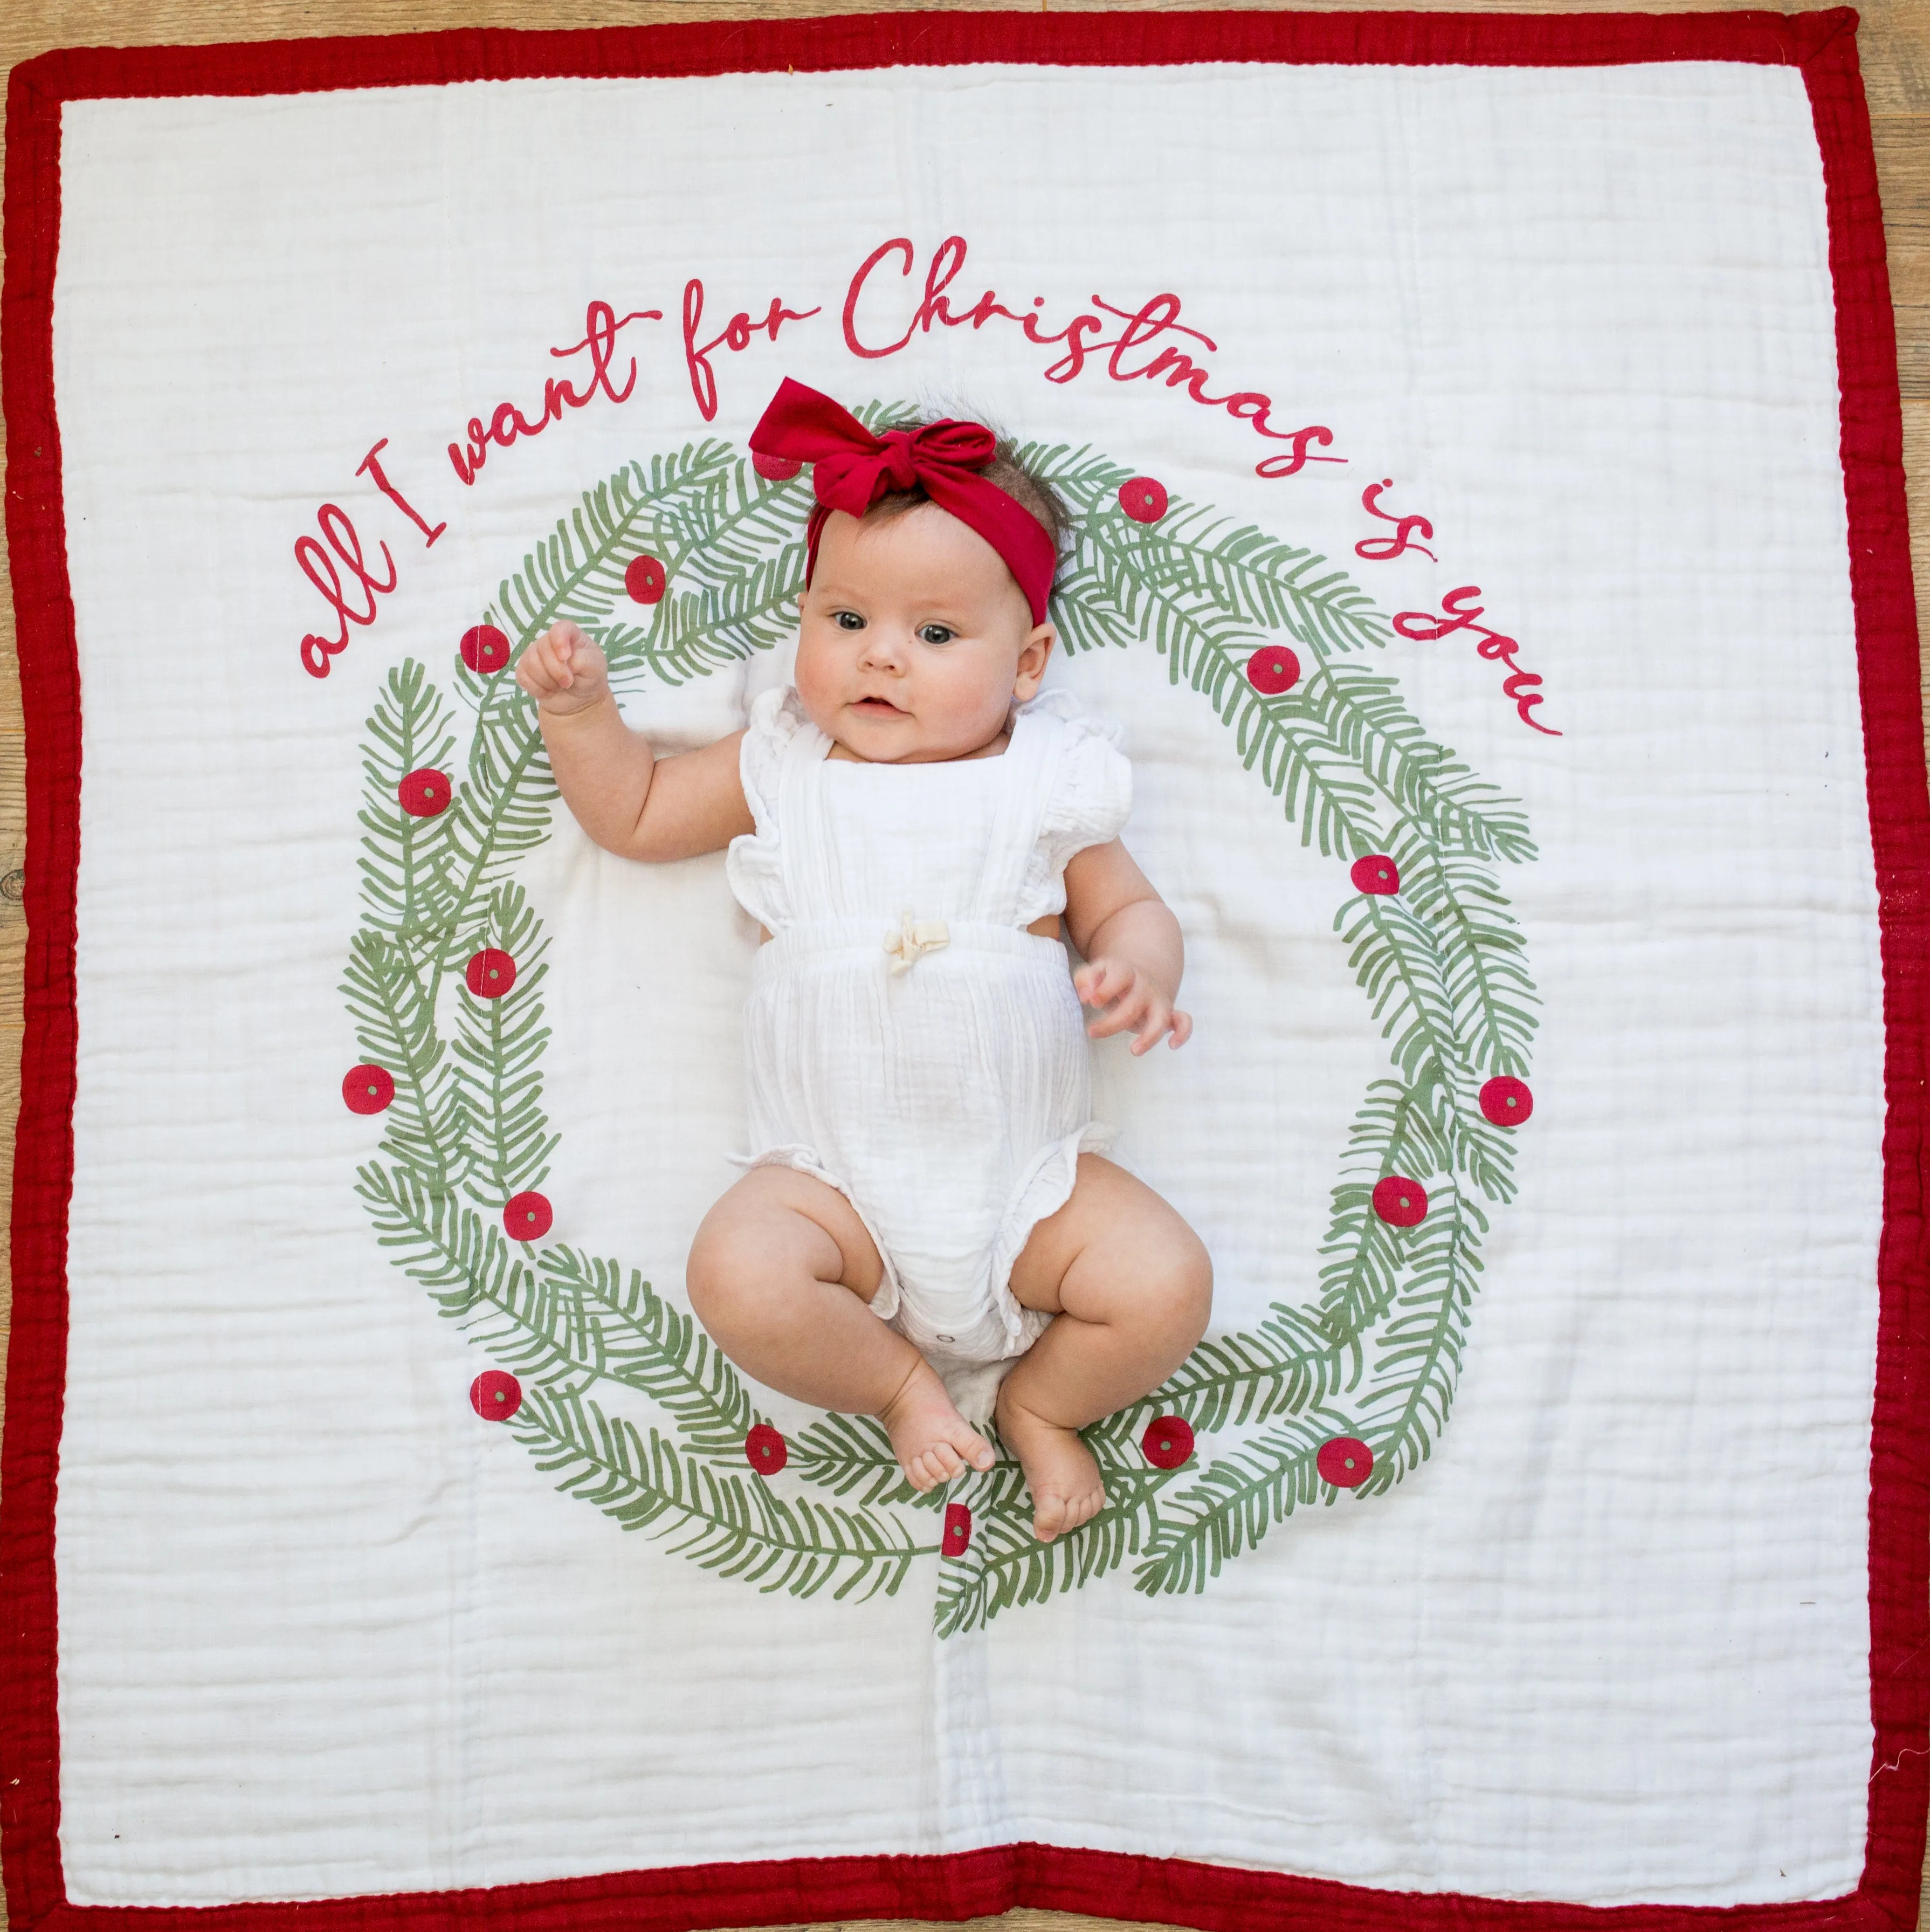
left=725, top=684, right=1134, bottom=1420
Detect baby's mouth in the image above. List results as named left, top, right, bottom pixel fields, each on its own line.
left=852, top=696, right=907, bottom=717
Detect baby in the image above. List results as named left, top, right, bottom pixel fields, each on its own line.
left=516, top=379, right=1211, bottom=1543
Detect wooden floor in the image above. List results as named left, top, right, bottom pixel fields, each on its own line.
left=0, top=2, right=1925, bottom=1928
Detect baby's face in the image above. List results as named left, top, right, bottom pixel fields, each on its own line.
left=794, top=505, right=1054, bottom=763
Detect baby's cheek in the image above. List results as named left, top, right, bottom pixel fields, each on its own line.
left=936, top=649, right=1018, bottom=736
left=790, top=640, right=843, bottom=733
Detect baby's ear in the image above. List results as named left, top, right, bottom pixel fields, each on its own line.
left=1014, top=620, right=1056, bottom=698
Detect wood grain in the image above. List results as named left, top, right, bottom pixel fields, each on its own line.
left=0, top=3, right=1924, bottom=1928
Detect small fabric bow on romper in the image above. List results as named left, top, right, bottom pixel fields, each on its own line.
left=885, top=913, right=951, bottom=975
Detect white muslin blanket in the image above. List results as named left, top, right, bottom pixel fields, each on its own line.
left=4, top=12, right=1925, bottom=1932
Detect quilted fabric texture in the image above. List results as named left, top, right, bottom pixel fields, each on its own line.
left=2, top=13, right=1924, bottom=1932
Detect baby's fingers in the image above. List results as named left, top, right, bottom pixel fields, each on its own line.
left=1128, top=998, right=1178, bottom=1055
left=1076, top=958, right=1133, bottom=1012
left=1088, top=984, right=1153, bottom=1041
left=1167, top=1009, right=1195, bottom=1049
left=515, top=637, right=566, bottom=695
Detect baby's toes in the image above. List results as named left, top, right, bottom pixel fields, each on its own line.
left=1032, top=1481, right=1106, bottom=1544
left=1032, top=1499, right=1069, bottom=1544
left=1031, top=1491, right=1075, bottom=1544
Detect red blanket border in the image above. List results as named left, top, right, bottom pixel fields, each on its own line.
left=3, top=10, right=1924, bottom=1930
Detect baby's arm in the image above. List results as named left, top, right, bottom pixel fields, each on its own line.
left=516, top=621, right=753, bottom=861
left=1062, top=841, right=1193, bottom=1054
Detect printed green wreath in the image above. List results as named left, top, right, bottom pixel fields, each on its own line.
left=342, top=412, right=1539, bottom=1637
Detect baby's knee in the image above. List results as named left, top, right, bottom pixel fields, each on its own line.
left=1161, top=1228, right=1214, bottom=1344
left=1117, top=1219, right=1211, bottom=1352
left=685, top=1219, right=764, bottom=1335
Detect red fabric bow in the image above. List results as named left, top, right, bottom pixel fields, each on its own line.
left=748, top=377, right=1058, bottom=625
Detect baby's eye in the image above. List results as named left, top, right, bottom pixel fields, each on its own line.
left=917, top=624, right=956, bottom=647
left=833, top=610, right=866, bottom=631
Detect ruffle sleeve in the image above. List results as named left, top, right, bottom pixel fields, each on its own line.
left=725, top=685, right=814, bottom=933
left=737, top=685, right=811, bottom=829
left=1016, top=688, right=1134, bottom=926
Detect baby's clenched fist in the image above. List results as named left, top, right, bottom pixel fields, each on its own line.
left=1073, top=958, right=1194, bottom=1055
left=516, top=620, right=612, bottom=716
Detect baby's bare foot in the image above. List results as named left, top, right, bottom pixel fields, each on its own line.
left=995, top=1388, right=1107, bottom=1543
left=878, top=1360, right=996, bottom=1491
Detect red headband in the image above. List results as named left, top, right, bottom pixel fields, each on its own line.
left=748, top=377, right=1058, bottom=625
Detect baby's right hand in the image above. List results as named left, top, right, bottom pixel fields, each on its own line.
left=516, top=620, right=611, bottom=716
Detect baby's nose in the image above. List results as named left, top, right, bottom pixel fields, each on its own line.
left=858, top=629, right=909, bottom=667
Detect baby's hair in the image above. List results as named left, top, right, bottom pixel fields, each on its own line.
left=862, top=408, right=1074, bottom=583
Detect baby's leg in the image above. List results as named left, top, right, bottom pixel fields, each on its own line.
left=686, top=1165, right=994, bottom=1490
left=1000, top=1154, right=1213, bottom=1543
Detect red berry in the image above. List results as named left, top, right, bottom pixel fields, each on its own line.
left=342, top=1064, right=394, bottom=1115
left=470, top=1370, right=522, bottom=1421
left=397, top=768, right=452, bottom=818
left=943, top=1502, right=972, bottom=1556
left=460, top=624, right=509, bottom=674
left=465, top=948, right=516, bottom=999
left=503, top=1191, right=552, bottom=1241
left=1245, top=645, right=1301, bottom=696
left=1140, top=1415, right=1195, bottom=1469
left=624, top=555, right=667, bottom=604
left=1480, top=1076, right=1534, bottom=1126
left=753, top=451, right=802, bottom=482
left=1119, top=477, right=1168, bottom=524
left=1371, top=1175, right=1428, bottom=1227
left=1316, top=1435, right=1373, bottom=1488
left=1350, top=855, right=1400, bottom=896
left=745, top=1423, right=788, bottom=1475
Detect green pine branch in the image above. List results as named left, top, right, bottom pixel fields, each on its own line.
left=1132, top=1410, right=1356, bottom=1597
left=357, top=1164, right=761, bottom=1457
left=449, top=881, right=557, bottom=1209
left=1393, top=833, right=1539, bottom=1082
left=1337, top=886, right=1465, bottom=1089
left=596, top=549, right=804, bottom=687
left=588, top=455, right=810, bottom=684
left=933, top=1451, right=1185, bottom=1638
left=358, top=1156, right=530, bottom=1310
left=1315, top=1079, right=1453, bottom=1346
left=787, top=1412, right=928, bottom=1509
left=1331, top=846, right=1531, bottom=1204
left=491, top=447, right=734, bottom=648
left=1125, top=1302, right=1359, bottom=1435
left=1297, top=661, right=1534, bottom=865
left=435, top=687, right=553, bottom=977
left=342, top=931, right=460, bottom=1193
left=1029, top=444, right=1389, bottom=657
left=537, top=1246, right=760, bottom=1455
left=1043, top=459, right=1533, bottom=864
left=357, top=661, right=459, bottom=959
left=515, top=1384, right=936, bottom=1601
left=1053, top=547, right=1384, bottom=857
left=347, top=661, right=465, bottom=1192
left=1357, top=1174, right=1487, bottom=1489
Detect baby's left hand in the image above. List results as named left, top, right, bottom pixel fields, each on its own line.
left=1074, top=958, right=1194, bottom=1055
